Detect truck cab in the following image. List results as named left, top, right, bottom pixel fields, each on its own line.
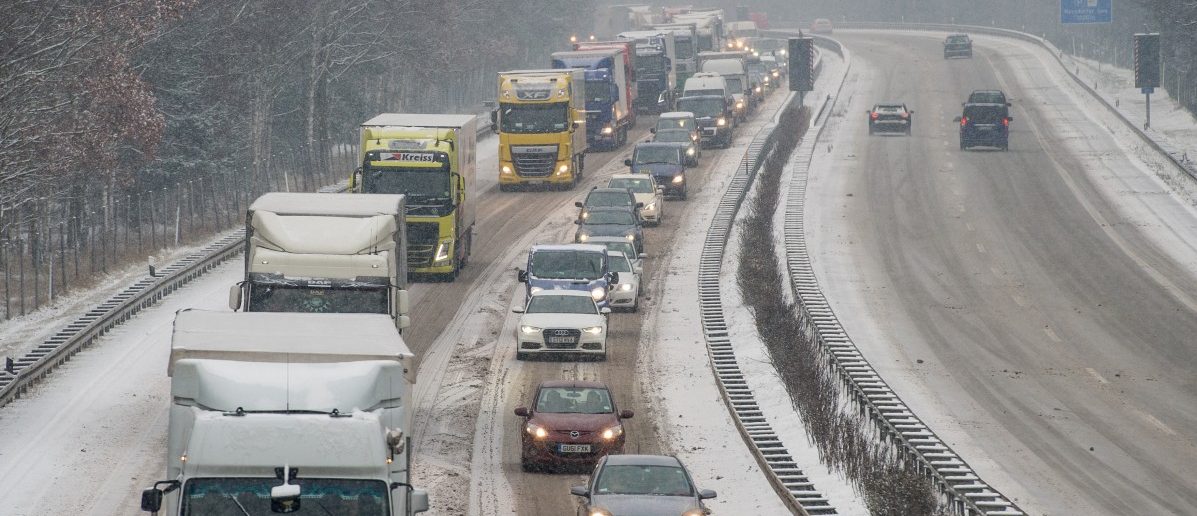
left=497, top=69, right=589, bottom=191
left=517, top=244, right=614, bottom=309
left=551, top=50, right=632, bottom=148
left=698, top=51, right=751, bottom=119
left=618, top=30, right=680, bottom=114
left=676, top=93, right=734, bottom=148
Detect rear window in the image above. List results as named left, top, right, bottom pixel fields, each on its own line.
left=947, top=36, right=969, bottom=44
left=963, top=106, right=1005, bottom=124
left=969, top=91, right=1006, bottom=104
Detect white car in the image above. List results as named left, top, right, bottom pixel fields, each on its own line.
left=607, top=174, right=663, bottom=226
left=606, top=250, right=641, bottom=312
left=588, top=237, right=645, bottom=276
left=514, top=290, right=610, bottom=361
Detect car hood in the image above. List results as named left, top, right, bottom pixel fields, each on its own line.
left=590, top=494, right=698, bottom=515
left=520, top=313, right=605, bottom=329
left=529, top=411, right=618, bottom=433
left=631, top=163, right=684, bottom=176
left=580, top=224, right=637, bottom=237
left=528, top=278, right=607, bottom=293
left=631, top=192, right=657, bottom=206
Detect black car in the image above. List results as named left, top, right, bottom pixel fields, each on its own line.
left=651, top=128, right=700, bottom=166
left=944, top=34, right=973, bottom=58
left=571, top=454, right=717, bottom=516
left=676, top=95, right=734, bottom=148
left=957, top=103, right=1013, bottom=150
left=624, top=143, right=687, bottom=200
left=575, top=206, right=645, bottom=254
left=575, top=187, right=643, bottom=222
left=967, top=89, right=1009, bottom=107
left=867, top=103, right=913, bottom=135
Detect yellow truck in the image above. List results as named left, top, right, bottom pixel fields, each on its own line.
left=495, top=69, right=589, bottom=191
left=353, top=114, right=476, bottom=280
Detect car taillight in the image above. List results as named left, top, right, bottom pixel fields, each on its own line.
left=960, top=117, right=968, bottom=127
left=1002, top=118, right=1009, bottom=127
left=870, top=112, right=878, bottom=120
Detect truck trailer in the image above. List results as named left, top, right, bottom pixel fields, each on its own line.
left=354, top=114, right=477, bottom=280
left=496, top=69, right=589, bottom=191
left=651, top=23, right=699, bottom=86
left=140, top=310, right=428, bottom=516
left=551, top=48, right=635, bottom=148
left=618, top=30, right=680, bottom=113
left=230, top=192, right=411, bottom=331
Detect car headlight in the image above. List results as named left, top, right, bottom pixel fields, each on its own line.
left=582, top=325, right=604, bottom=335
left=600, top=424, right=623, bottom=440
left=672, top=175, right=684, bottom=184
left=686, top=147, right=695, bottom=156
left=618, top=283, right=633, bottom=292
left=624, top=233, right=636, bottom=242
left=557, top=163, right=570, bottom=175
left=529, top=286, right=544, bottom=295
left=501, top=165, right=513, bottom=175
left=525, top=422, right=548, bottom=439
left=644, top=201, right=657, bottom=211
left=434, top=239, right=453, bottom=262
left=755, top=86, right=762, bottom=93
left=590, top=286, right=606, bottom=301
left=772, top=70, right=780, bottom=77
left=588, top=509, right=614, bottom=516
left=736, top=101, right=744, bottom=109
left=716, top=118, right=726, bottom=127
left=577, top=232, right=589, bottom=242
left=690, top=133, right=699, bottom=141
left=682, top=510, right=705, bottom=516
left=601, top=126, right=614, bottom=135
left=520, top=325, right=542, bottom=335
left=764, top=76, right=770, bottom=84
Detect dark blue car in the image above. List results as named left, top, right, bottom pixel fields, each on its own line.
left=624, top=143, right=687, bottom=200
left=517, top=244, right=614, bottom=309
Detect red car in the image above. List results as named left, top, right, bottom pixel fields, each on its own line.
left=514, top=380, right=633, bottom=471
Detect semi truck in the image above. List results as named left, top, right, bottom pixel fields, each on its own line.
left=651, top=23, right=699, bottom=86
left=140, top=310, right=428, bottom=516
left=229, top=192, right=411, bottom=331
left=698, top=51, right=752, bottom=119
left=670, top=10, right=723, bottom=52
left=618, top=30, right=679, bottom=113
left=573, top=40, right=638, bottom=116
left=496, top=69, right=588, bottom=191
left=353, top=114, right=477, bottom=280
left=551, top=48, right=634, bottom=148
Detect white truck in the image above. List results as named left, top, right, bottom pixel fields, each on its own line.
left=229, top=193, right=411, bottom=331
left=698, top=51, right=751, bottom=120
left=140, top=309, right=428, bottom=516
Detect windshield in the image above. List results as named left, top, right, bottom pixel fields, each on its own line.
left=608, top=177, right=654, bottom=193
left=634, top=146, right=681, bottom=165
left=675, top=37, right=694, bottom=59
left=530, top=250, right=605, bottom=280
left=500, top=102, right=569, bottom=133
left=587, top=80, right=614, bottom=104
left=725, top=77, right=744, bottom=94
left=526, top=294, right=598, bottom=314
left=587, top=191, right=635, bottom=207
left=536, top=387, right=613, bottom=414
left=181, top=478, right=389, bottom=515
left=595, top=465, right=693, bottom=496
left=947, top=36, right=969, bottom=44
left=969, top=91, right=1005, bottom=104
left=677, top=98, right=723, bottom=117
left=585, top=210, right=636, bottom=225
left=608, top=254, right=632, bottom=272
left=362, top=166, right=450, bottom=202
left=248, top=285, right=387, bottom=314
left=654, top=130, right=692, bottom=143
left=656, top=118, right=696, bottom=131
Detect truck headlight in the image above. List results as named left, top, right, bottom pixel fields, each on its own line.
left=434, top=239, right=453, bottom=262
left=716, top=118, right=727, bottom=127
left=590, top=286, right=606, bottom=301
left=686, top=147, right=695, bottom=156
left=600, top=424, right=623, bottom=440
left=525, top=422, right=548, bottom=439
left=501, top=165, right=513, bottom=175
left=557, top=163, right=570, bottom=175
left=601, top=126, right=614, bottom=135
left=520, top=325, right=542, bottom=335
left=672, top=175, right=684, bottom=184
left=755, top=85, right=763, bottom=93
left=582, top=325, right=604, bottom=335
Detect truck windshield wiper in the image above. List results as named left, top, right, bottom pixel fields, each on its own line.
left=228, top=494, right=252, bottom=516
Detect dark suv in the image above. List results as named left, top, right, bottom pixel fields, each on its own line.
left=957, top=102, right=1013, bottom=151
left=944, top=34, right=973, bottom=58
left=575, top=187, right=642, bottom=222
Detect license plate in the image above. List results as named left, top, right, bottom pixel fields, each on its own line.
left=559, top=444, right=591, bottom=453
left=547, top=336, right=575, bottom=344
left=528, top=180, right=543, bottom=185
left=978, top=126, right=993, bottom=131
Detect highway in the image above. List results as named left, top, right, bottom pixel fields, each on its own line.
left=806, top=31, right=1197, bottom=515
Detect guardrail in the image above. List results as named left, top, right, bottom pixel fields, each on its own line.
left=695, top=43, right=840, bottom=516
left=778, top=28, right=1025, bottom=516
left=835, top=21, right=1197, bottom=182
left=0, top=120, right=494, bottom=410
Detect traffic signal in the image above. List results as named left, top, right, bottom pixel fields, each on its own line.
left=1134, top=33, right=1160, bottom=89
left=788, top=37, right=815, bottom=92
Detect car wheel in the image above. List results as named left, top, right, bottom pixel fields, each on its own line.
left=959, top=140, right=966, bottom=150
left=521, top=456, right=536, bottom=472
left=516, top=352, right=528, bottom=361
left=631, top=300, right=639, bottom=313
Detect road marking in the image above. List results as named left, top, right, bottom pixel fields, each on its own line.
left=990, top=266, right=1003, bottom=276
left=1011, top=294, right=1027, bottom=307
left=1136, top=409, right=1178, bottom=437
left=976, top=243, right=986, bottom=254
left=965, top=222, right=975, bottom=232
left=1085, top=367, right=1109, bottom=384
left=1043, top=326, right=1062, bottom=342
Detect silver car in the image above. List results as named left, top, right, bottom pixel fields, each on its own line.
left=571, top=454, right=716, bottom=516
left=605, top=251, right=640, bottom=312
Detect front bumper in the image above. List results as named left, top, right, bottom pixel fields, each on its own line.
left=944, top=48, right=973, bottom=57
left=499, top=159, right=576, bottom=186
left=607, top=286, right=637, bottom=308
left=517, top=329, right=606, bottom=356
left=522, top=436, right=624, bottom=465
left=698, top=126, right=731, bottom=146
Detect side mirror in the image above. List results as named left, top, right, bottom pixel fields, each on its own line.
left=575, top=201, right=583, bottom=208
left=624, top=159, right=633, bottom=167
left=410, top=489, right=430, bottom=513
left=698, top=489, right=718, bottom=500
left=638, top=253, right=647, bottom=259
left=397, top=315, right=411, bottom=330
left=140, top=489, right=163, bottom=513
left=570, top=485, right=590, bottom=498
left=635, top=202, right=644, bottom=209
left=517, top=269, right=528, bottom=283
left=1006, top=102, right=1012, bottom=106
left=572, top=121, right=580, bottom=130
left=511, top=307, right=525, bottom=314
left=574, top=219, right=581, bottom=225
left=270, top=483, right=302, bottom=513
left=649, top=127, right=656, bottom=134
left=514, top=407, right=529, bottom=417
left=619, top=409, right=634, bottom=419
left=601, top=307, right=612, bottom=315
left=228, top=283, right=243, bottom=311
left=395, top=289, right=411, bottom=315
left=908, top=110, right=915, bottom=114
left=952, top=116, right=962, bottom=123
left=1007, top=116, right=1014, bottom=121
left=657, top=186, right=665, bottom=193
left=633, top=265, right=643, bottom=275
left=352, top=167, right=364, bottom=192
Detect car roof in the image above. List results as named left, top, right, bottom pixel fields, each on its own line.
left=538, top=379, right=609, bottom=389
left=635, top=142, right=683, bottom=150
left=585, top=205, right=637, bottom=213
left=677, top=94, right=725, bottom=101
left=603, top=454, right=682, bottom=467
left=610, top=173, right=653, bottom=181
left=589, top=187, right=633, bottom=195
left=659, top=111, right=695, bottom=119
left=875, top=103, right=905, bottom=107
left=531, top=243, right=608, bottom=253
left=970, top=89, right=1005, bottom=95
left=529, top=289, right=593, bottom=298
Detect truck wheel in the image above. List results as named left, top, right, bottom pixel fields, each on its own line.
left=516, top=352, right=528, bottom=361
left=500, top=184, right=513, bottom=192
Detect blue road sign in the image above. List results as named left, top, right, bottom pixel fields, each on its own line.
left=1061, top=0, right=1113, bottom=24
left=1141, top=87, right=1154, bottom=94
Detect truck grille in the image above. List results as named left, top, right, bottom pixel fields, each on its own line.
left=542, top=328, right=581, bottom=349
left=407, top=222, right=439, bottom=267
left=512, top=145, right=558, bottom=177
